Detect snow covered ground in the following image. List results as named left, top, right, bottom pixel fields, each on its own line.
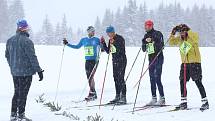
left=0, top=43, right=214, bottom=121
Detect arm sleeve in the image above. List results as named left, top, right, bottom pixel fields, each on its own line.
left=23, top=38, right=42, bottom=72
left=169, top=34, right=180, bottom=46
left=116, top=36, right=126, bottom=55
left=153, top=32, right=164, bottom=52
left=5, top=41, right=10, bottom=66
left=101, top=41, right=110, bottom=54
left=142, top=36, right=147, bottom=52
left=67, top=39, right=83, bottom=49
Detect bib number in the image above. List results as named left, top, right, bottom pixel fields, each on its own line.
left=180, top=41, right=192, bottom=55
left=146, top=43, right=155, bottom=54
left=85, top=46, right=94, bottom=56
left=110, top=44, right=117, bottom=54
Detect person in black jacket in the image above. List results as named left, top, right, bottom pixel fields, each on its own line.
left=100, top=26, right=127, bottom=104
left=5, top=19, right=43, bottom=121
left=142, top=20, right=165, bottom=105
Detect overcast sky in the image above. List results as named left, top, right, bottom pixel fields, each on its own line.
left=16, top=0, right=215, bottom=32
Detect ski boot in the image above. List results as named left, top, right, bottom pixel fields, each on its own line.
left=175, top=102, right=187, bottom=110
left=156, top=96, right=165, bottom=106
left=117, top=94, right=127, bottom=105
left=85, top=91, right=97, bottom=101
left=147, top=96, right=157, bottom=106
left=10, top=112, right=18, bottom=121
left=200, top=98, right=209, bottom=111
left=18, top=113, right=32, bottom=121
left=109, top=94, right=120, bottom=104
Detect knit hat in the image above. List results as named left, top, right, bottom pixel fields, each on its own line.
left=87, top=26, right=95, bottom=33
left=17, top=19, right=28, bottom=31
left=145, top=20, right=154, bottom=28
left=106, top=26, right=115, bottom=33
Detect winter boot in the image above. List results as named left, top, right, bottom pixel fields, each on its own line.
left=117, top=94, right=127, bottom=105
left=175, top=102, right=187, bottom=110
left=175, top=97, right=187, bottom=110
left=85, top=91, right=97, bottom=101
left=18, top=113, right=32, bottom=121
left=147, top=96, right=157, bottom=105
left=10, top=112, right=18, bottom=121
left=156, top=96, right=165, bottom=106
left=109, top=94, right=120, bottom=104
left=200, top=98, right=209, bottom=111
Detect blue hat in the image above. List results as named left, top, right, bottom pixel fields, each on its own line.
left=17, top=19, right=28, bottom=30
left=106, top=26, right=115, bottom=33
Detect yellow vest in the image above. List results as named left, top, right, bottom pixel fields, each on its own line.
left=169, top=30, right=201, bottom=63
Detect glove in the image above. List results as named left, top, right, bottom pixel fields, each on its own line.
left=63, top=38, right=68, bottom=45
left=172, top=26, right=181, bottom=35
left=38, top=70, right=44, bottom=81
left=100, top=36, right=105, bottom=43
left=171, top=28, right=177, bottom=35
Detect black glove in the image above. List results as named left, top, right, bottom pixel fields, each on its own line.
left=38, top=70, right=44, bottom=81
left=63, top=38, right=68, bottom=45
left=172, top=25, right=181, bottom=35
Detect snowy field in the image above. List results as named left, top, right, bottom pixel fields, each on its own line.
left=0, top=43, right=214, bottom=121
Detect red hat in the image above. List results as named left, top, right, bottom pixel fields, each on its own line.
left=145, top=20, right=154, bottom=27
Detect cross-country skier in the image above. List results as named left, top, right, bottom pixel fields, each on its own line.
left=63, top=26, right=101, bottom=101
left=169, top=24, right=209, bottom=111
left=100, top=26, right=127, bottom=104
left=5, top=19, right=44, bottom=121
left=142, top=20, right=165, bottom=105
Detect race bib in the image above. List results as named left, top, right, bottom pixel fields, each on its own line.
left=84, top=46, right=94, bottom=56
left=146, top=43, right=155, bottom=55
left=180, top=41, right=192, bottom=55
left=110, top=44, right=117, bottom=54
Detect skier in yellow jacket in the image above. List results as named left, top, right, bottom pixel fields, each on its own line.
left=169, top=24, right=209, bottom=111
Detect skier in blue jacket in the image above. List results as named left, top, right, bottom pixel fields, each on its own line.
left=63, top=26, right=101, bottom=101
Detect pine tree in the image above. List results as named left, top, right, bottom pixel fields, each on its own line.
left=60, top=14, right=68, bottom=38
left=102, top=9, right=114, bottom=28
left=114, top=8, right=125, bottom=36
left=54, top=23, right=61, bottom=45
left=136, top=2, right=148, bottom=44
left=94, top=16, right=103, bottom=37
left=40, top=15, right=54, bottom=45
left=124, top=0, right=139, bottom=46
left=0, top=0, right=9, bottom=42
left=8, top=0, right=25, bottom=36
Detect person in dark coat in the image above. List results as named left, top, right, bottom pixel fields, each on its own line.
left=100, top=26, right=127, bottom=104
left=142, top=20, right=165, bottom=105
left=5, top=19, right=44, bottom=121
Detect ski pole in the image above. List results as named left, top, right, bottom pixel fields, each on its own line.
left=99, top=39, right=112, bottom=109
left=125, top=47, right=142, bottom=82
left=133, top=39, right=170, bottom=88
left=99, top=48, right=111, bottom=109
left=132, top=52, right=147, bottom=114
left=54, top=45, right=65, bottom=102
left=183, top=55, right=187, bottom=97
